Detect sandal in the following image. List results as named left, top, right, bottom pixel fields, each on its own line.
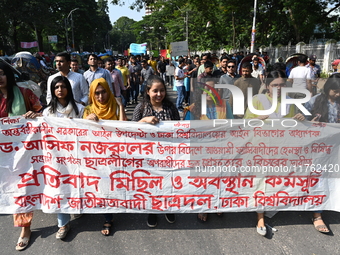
left=197, top=213, right=208, bottom=223
left=256, top=226, right=267, bottom=236
left=312, top=217, right=330, bottom=233
left=15, top=236, right=30, bottom=251
left=56, top=223, right=71, bottom=240
left=101, top=221, right=113, bottom=236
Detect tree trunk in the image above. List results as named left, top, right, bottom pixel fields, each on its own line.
left=232, top=12, right=235, bottom=48
left=12, top=20, right=19, bottom=53
left=288, top=8, right=300, bottom=42
left=34, top=25, right=44, bottom=52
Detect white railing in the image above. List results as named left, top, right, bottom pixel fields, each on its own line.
left=195, top=41, right=340, bottom=74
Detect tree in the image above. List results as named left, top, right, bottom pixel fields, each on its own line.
left=0, top=0, right=111, bottom=53
left=110, top=17, right=137, bottom=53
left=110, top=0, right=339, bottom=50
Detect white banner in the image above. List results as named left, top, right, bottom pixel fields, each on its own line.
left=0, top=117, right=340, bottom=214
left=170, top=41, right=189, bottom=57
left=48, top=35, right=58, bottom=43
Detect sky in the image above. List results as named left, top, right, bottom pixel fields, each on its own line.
left=108, top=3, right=145, bottom=24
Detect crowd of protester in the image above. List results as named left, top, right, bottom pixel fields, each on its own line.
left=1, top=50, right=340, bottom=251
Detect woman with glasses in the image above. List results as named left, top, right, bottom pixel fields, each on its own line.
left=183, top=77, right=233, bottom=223
left=244, top=70, right=305, bottom=236
left=244, top=70, right=304, bottom=120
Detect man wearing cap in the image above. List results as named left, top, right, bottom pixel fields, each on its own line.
left=306, top=55, right=321, bottom=95
left=331, top=59, right=340, bottom=74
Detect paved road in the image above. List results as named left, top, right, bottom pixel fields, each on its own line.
left=1, top=211, right=340, bottom=254
left=1, top=84, right=340, bottom=254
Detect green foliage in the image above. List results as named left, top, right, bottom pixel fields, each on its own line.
left=320, top=72, right=329, bottom=78
left=110, top=16, right=137, bottom=52
left=112, top=0, right=339, bottom=51
left=0, top=0, right=111, bottom=53
left=1, top=0, right=338, bottom=55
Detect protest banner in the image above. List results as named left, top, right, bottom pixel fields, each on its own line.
left=129, top=43, right=147, bottom=55
left=48, top=36, right=58, bottom=43
left=170, top=41, right=188, bottom=57
left=0, top=117, right=339, bottom=214
left=20, top=41, right=38, bottom=49
left=160, top=49, right=168, bottom=59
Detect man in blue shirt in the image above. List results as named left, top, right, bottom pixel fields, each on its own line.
left=83, top=54, right=114, bottom=95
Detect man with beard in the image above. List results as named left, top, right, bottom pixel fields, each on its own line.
left=306, top=55, right=321, bottom=95
left=251, top=57, right=264, bottom=84
left=219, top=59, right=241, bottom=102
left=213, top=55, right=230, bottom=78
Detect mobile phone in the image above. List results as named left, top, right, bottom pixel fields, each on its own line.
left=314, top=113, right=321, bottom=121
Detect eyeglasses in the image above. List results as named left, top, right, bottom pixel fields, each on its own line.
left=270, top=83, right=286, bottom=87
left=227, top=66, right=235, bottom=68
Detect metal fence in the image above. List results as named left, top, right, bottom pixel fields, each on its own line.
left=208, top=41, right=340, bottom=74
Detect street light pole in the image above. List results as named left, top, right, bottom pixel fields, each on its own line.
left=185, top=11, right=188, bottom=42
left=67, top=8, right=79, bottom=51
left=250, top=0, right=257, bottom=53
left=64, top=18, right=69, bottom=51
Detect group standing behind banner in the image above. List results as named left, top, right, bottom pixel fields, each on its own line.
left=1, top=51, right=339, bottom=252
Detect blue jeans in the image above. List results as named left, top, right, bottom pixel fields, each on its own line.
left=121, top=93, right=127, bottom=107
left=159, top=72, right=166, bottom=82
left=58, top=213, right=70, bottom=227
left=176, top=86, right=186, bottom=110
left=130, top=80, right=139, bottom=101
left=140, top=81, right=146, bottom=96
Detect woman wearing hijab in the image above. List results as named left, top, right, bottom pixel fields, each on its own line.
left=83, top=77, right=125, bottom=235
left=83, top=77, right=125, bottom=121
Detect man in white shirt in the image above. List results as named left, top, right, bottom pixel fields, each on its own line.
left=288, top=55, right=312, bottom=98
left=46, top=52, right=88, bottom=105
left=175, top=59, right=188, bottom=111
left=166, top=61, right=175, bottom=86
left=251, top=57, right=264, bottom=84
